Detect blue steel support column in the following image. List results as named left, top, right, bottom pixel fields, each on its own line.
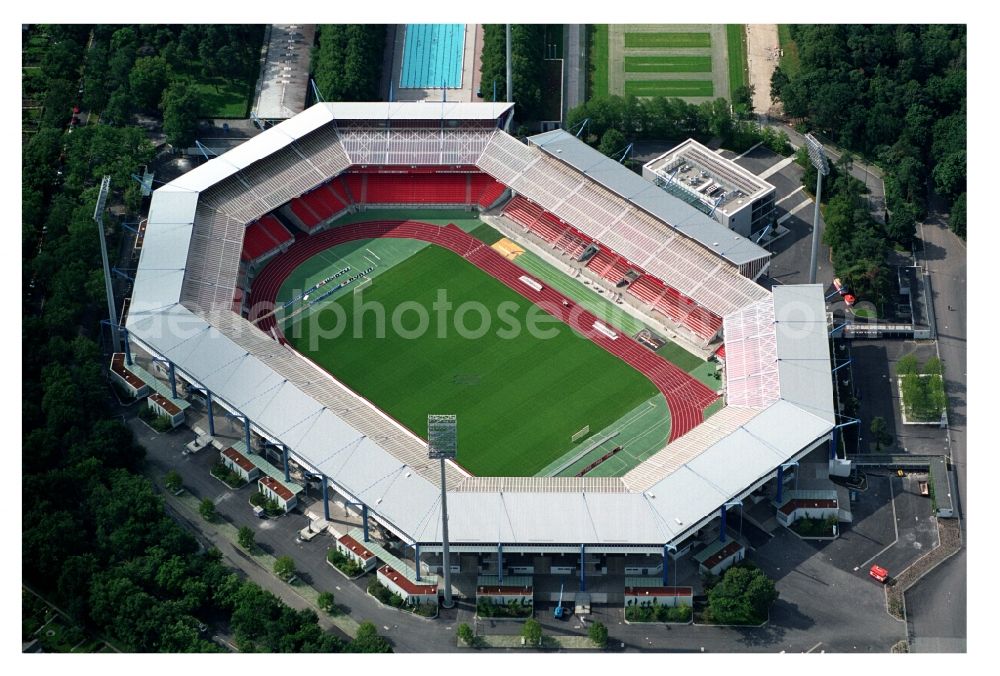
left=362, top=504, right=370, bottom=542
left=498, top=543, right=504, bottom=585
left=579, top=544, right=586, bottom=592
left=415, top=544, right=421, bottom=581
left=282, top=445, right=290, bottom=482
left=205, top=391, right=215, bottom=436
left=320, top=475, right=330, bottom=521
left=122, top=329, right=133, bottom=366
left=719, top=505, right=728, bottom=543
left=243, top=416, right=251, bottom=454
left=662, top=545, right=670, bottom=587
left=776, top=465, right=786, bottom=505
left=168, top=362, right=177, bottom=398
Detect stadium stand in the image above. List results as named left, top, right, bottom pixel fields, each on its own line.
left=502, top=195, right=722, bottom=340
left=586, top=249, right=631, bottom=284
left=241, top=215, right=293, bottom=262
left=472, top=174, right=508, bottom=208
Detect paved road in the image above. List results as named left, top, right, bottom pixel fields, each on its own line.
left=563, top=24, right=586, bottom=117
left=905, top=547, right=967, bottom=652
left=761, top=119, right=886, bottom=219
left=904, top=203, right=967, bottom=652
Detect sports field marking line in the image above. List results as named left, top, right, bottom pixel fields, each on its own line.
left=366, top=248, right=381, bottom=261
left=775, top=186, right=805, bottom=206
left=555, top=398, right=666, bottom=476
left=855, top=478, right=898, bottom=571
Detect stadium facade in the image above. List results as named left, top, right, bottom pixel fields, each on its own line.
left=126, top=102, right=836, bottom=585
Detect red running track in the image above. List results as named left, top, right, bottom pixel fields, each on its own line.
left=247, top=221, right=719, bottom=442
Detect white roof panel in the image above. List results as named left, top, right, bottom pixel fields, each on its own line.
left=324, top=101, right=513, bottom=121
left=773, top=285, right=836, bottom=423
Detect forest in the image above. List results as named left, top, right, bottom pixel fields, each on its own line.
left=22, top=24, right=387, bottom=653
left=771, top=24, right=966, bottom=238
left=311, top=25, right=387, bottom=103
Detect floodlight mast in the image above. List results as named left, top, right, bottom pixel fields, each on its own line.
left=804, top=133, right=830, bottom=285
left=428, top=414, right=458, bottom=608
left=505, top=24, right=512, bottom=103
left=94, top=175, right=121, bottom=353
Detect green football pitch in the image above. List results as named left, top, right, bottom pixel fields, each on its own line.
left=281, top=242, right=661, bottom=477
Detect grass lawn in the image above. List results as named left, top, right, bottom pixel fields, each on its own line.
left=624, top=80, right=714, bottom=98
left=286, top=245, right=659, bottom=476
left=726, top=24, right=748, bottom=96
left=777, top=25, right=800, bottom=77
left=469, top=223, right=504, bottom=245
left=624, top=32, right=711, bottom=49
left=623, top=55, right=712, bottom=73
left=589, top=24, right=609, bottom=99
left=189, top=76, right=254, bottom=118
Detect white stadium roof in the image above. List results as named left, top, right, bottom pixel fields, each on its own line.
left=127, top=103, right=834, bottom=551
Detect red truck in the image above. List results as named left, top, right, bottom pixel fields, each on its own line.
left=869, top=564, right=889, bottom=583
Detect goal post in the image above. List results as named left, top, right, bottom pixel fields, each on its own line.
left=571, top=425, right=590, bottom=443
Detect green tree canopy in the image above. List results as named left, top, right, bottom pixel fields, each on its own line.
left=588, top=620, right=608, bottom=648
left=161, top=80, right=201, bottom=147
left=129, top=56, right=171, bottom=112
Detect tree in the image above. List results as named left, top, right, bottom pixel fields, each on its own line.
left=522, top=618, right=542, bottom=646
left=161, top=81, right=202, bottom=148
left=317, top=591, right=335, bottom=614
left=273, top=555, right=296, bottom=581
left=896, top=354, right=920, bottom=376
left=457, top=622, right=475, bottom=646
left=923, top=356, right=943, bottom=376
left=949, top=193, right=966, bottom=239
left=706, top=564, right=778, bottom=624
left=103, top=86, right=135, bottom=127
left=587, top=620, right=608, bottom=648
left=237, top=525, right=255, bottom=550
left=129, top=56, right=171, bottom=112
left=198, top=498, right=216, bottom=521
left=164, top=470, right=183, bottom=494
left=347, top=621, right=392, bottom=653
left=598, top=128, right=626, bottom=158
left=870, top=416, right=892, bottom=451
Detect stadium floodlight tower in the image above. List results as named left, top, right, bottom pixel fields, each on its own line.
left=804, top=133, right=830, bottom=285
left=93, top=175, right=121, bottom=353
left=428, top=414, right=458, bottom=608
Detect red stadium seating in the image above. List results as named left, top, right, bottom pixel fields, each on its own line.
left=472, top=174, right=507, bottom=207
left=360, top=172, right=469, bottom=205
left=626, top=276, right=720, bottom=340
left=289, top=199, right=322, bottom=229
left=585, top=248, right=630, bottom=283
left=241, top=215, right=293, bottom=262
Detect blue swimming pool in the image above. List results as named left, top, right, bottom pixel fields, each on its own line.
left=399, top=24, right=465, bottom=89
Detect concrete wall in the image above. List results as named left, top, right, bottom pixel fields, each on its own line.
left=377, top=569, right=438, bottom=605
left=335, top=539, right=377, bottom=572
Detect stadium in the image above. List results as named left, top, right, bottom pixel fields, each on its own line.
left=124, top=101, right=836, bottom=601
